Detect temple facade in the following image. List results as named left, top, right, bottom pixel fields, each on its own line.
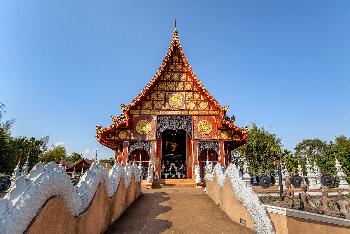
left=96, top=28, right=248, bottom=179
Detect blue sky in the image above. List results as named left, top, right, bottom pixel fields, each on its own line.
left=0, top=1, right=349, bottom=159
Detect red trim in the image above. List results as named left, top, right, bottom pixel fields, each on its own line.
left=219, top=141, right=225, bottom=166
left=156, top=135, right=162, bottom=176
left=122, top=141, right=128, bottom=166
left=186, top=134, right=192, bottom=179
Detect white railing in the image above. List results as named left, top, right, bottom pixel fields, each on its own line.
left=0, top=161, right=141, bottom=234
left=205, top=163, right=275, bottom=234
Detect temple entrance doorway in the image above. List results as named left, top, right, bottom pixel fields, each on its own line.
left=198, top=149, right=218, bottom=178
left=129, top=149, right=150, bottom=179
left=161, top=129, right=187, bottom=179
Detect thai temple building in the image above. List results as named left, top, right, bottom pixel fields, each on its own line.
left=96, top=26, right=248, bottom=179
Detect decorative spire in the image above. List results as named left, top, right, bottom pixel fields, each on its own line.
left=297, top=164, right=303, bottom=177
left=11, top=161, right=21, bottom=182
left=174, top=18, right=177, bottom=32
left=71, top=166, right=76, bottom=178
left=21, top=156, right=29, bottom=176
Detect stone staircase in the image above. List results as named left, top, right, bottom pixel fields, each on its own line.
left=151, top=179, right=197, bottom=188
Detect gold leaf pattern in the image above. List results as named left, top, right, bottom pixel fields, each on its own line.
left=199, top=102, right=208, bottom=110
left=154, top=101, right=163, bottom=109
left=198, top=120, right=213, bottom=135
left=186, top=92, right=193, bottom=99
left=176, top=82, right=184, bottom=90
left=136, top=120, right=151, bottom=134
left=119, top=130, right=127, bottom=139
left=187, top=101, right=196, bottom=110
left=158, top=92, right=165, bottom=100
left=169, top=93, right=183, bottom=108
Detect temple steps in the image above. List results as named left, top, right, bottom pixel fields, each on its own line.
left=152, top=179, right=197, bottom=188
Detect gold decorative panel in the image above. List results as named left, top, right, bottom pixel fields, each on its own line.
left=193, top=116, right=218, bottom=140
left=136, top=120, right=151, bottom=134
left=140, top=110, right=150, bottom=114
left=131, top=115, right=156, bottom=140
left=198, top=120, right=213, bottom=135
left=168, top=92, right=184, bottom=109
left=128, top=50, right=221, bottom=115
left=119, top=130, right=127, bottom=139
left=186, top=101, right=196, bottom=110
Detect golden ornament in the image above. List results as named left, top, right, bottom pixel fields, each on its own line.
left=136, top=120, right=152, bottom=134
left=185, top=82, right=192, bottom=90
left=167, top=82, right=176, bottom=90
left=199, top=102, right=208, bottom=110
left=158, top=82, right=166, bottom=90
left=176, top=82, right=184, bottom=90
left=150, top=92, right=157, bottom=100
left=220, top=131, right=229, bottom=140
left=173, top=73, right=180, bottom=81
left=187, top=101, right=196, bottom=110
left=169, top=93, right=183, bottom=108
left=154, top=101, right=163, bottom=109
left=165, top=73, right=171, bottom=80
left=194, top=93, right=201, bottom=100
left=119, top=130, right=127, bottom=139
left=158, top=92, right=165, bottom=100
left=186, top=92, right=193, bottom=99
left=176, top=64, right=182, bottom=70
left=198, top=120, right=212, bottom=135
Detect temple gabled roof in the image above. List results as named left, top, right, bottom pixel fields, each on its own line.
left=122, top=29, right=224, bottom=114
left=96, top=28, right=247, bottom=149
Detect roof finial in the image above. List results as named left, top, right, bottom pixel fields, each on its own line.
left=174, top=18, right=177, bottom=32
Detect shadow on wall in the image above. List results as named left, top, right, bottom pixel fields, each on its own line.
left=26, top=176, right=142, bottom=234
left=106, top=192, right=172, bottom=234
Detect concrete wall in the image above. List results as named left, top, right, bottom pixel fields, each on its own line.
left=26, top=177, right=142, bottom=234
left=206, top=178, right=255, bottom=232
left=267, top=205, right=350, bottom=234
left=206, top=177, right=350, bottom=234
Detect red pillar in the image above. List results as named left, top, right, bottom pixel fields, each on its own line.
left=122, top=141, right=128, bottom=166
left=186, top=134, right=192, bottom=179
left=219, top=141, right=225, bottom=166
left=114, top=149, right=118, bottom=162
left=156, top=136, right=162, bottom=177
left=193, top=141, right=198, bottom=165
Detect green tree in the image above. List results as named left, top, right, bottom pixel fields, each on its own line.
left=0, top=103, right=15, bottom=173
left=281, top=149, right=299, bottom=174
left=66, top=152, right=83, bottom=163
left=100, top=158, right=115, bottom=166
left=0, top=127, right=13, bottom=173
left=294, top=139, right=328, bottom=175
left=236, top=124, right=282, bottom=175
left=333, top=136, right=350, bottom=183
left=295, top=139, right=327, bottom=163
left=39, top=146, right=67, bottom=163
left=10, top=136, right=48, bottom=171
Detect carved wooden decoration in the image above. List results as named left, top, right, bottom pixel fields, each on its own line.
left=129, top=49, right=221, bottom=116
left=96, top=29, right=247, bottom=154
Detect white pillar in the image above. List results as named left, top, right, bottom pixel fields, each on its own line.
left=336, top=159, right=349, bottom=189
left=306, top=160, right=318, bottom=190
left=242, top=160, right=251, bottom=186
